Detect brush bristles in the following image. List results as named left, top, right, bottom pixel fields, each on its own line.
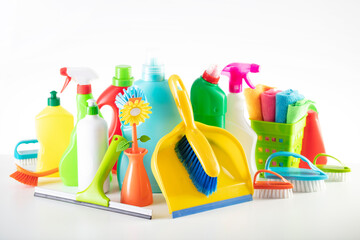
left=175, top=135, right=217, bottom=196
left=269, top=179, right=326, bottom=192
left=10, top=171, right=38, bottom=186
left=15, top=158, right=37, bottom=166
left=15, top=159, right=37, bottom=172
left=254, top=189, right=293, bottom=199
left=326, top=172, right=349, bottom=182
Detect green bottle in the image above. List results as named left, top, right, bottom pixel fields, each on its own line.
left=190, top=65, right=227, bottom=128
left=58, top=67, right=101, bottom=186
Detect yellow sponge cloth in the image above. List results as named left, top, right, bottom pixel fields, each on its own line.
left=244, top=84, right=275, bottom=121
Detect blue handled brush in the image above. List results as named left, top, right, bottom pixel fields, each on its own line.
left=265, top=152, right=328, bottom=192
left=14, top=140, right=39, bottom=172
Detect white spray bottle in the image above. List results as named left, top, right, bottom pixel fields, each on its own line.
left=77, top=99, right=109, bottom=192
left=221, top=63, right=260, bottom=177
left=59, top=67, right=100, bottom=186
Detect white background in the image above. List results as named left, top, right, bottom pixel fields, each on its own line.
left=1, top=0, right=360, bottom=161
left=1, top=0, right=360, bottom=239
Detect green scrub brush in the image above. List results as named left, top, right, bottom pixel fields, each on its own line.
left=314, top=153, right=351, bottom=182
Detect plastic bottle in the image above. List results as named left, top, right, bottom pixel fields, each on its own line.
left=117, top=57, right=181, bottom=193
left=190, top=65, right=227, bottom=128
left=59, top=67, right=100, bottom=186
left=97, top=65, right=134, bottom=172
left=97, top=65, right=134, bottom=141
left=221, top=63, right=260, bottom=176
left=77, top=99, right=109, bottom=192
left=35, top=91, right=74, bottom=177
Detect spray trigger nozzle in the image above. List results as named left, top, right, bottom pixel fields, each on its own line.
left=221, top=63, right=260, bottom=93
left=60, top=67, right=98, bottom=93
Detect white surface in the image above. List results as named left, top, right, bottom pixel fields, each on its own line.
left=2, top=154, right=360, bottom=239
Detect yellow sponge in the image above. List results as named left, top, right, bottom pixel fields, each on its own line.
left=244, top=84, right=275, bottom=121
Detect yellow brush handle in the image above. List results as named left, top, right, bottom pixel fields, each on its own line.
left=168, top=75, right=220, bottom=177
left=168, top=74, right=196, bottom=128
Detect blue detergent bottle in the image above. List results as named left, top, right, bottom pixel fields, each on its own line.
left=117, top=57, right=182, bottom=193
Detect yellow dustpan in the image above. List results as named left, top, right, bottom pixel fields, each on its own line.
left=151, top=75, right=254, bottom=218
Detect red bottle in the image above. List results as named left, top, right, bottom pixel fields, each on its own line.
left=300, top=110, right=327, bottom=168
left=97, top=65, right=134, bottom=171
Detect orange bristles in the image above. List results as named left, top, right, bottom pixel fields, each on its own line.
left=10, top=171, right=38, bottom=186
left=10, top=164, right=59, bottom=186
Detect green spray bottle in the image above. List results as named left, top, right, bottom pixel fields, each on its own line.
left=59, top=67, right=101, bottom=186
left=190, top=65, right=227, bottom=128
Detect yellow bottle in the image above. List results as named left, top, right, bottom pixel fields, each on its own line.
left=35, top=91, right=74, bottom=177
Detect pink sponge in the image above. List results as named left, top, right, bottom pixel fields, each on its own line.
left=260, top=89, right=282, bottom=122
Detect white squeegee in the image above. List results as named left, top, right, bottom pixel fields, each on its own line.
left=34, top=187, right=152, bottom=219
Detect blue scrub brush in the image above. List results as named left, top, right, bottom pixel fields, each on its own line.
left=14, top=140, right=39, bottom=172
left=115, top=86, right=147, bottom=110
left=265, top=152, right=328, bottom=192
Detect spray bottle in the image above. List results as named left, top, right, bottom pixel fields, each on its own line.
left=117, top=56, right=181, bottom=193
left=221, top=63, right=260, bottom=176
left=77, top=99, right=109, bottom=192
left=190, top=65, right=226, bottom=128
left=97, top=65, right=134, bottom=172
left=59, top=67, right=100, bottom=186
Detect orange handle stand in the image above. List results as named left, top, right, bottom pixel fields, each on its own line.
left=121, top=148, right=152, bottom=207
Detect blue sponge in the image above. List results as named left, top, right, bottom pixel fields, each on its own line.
left=275, top=89, right=304, bottom=123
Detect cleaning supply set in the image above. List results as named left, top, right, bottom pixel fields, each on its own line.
left=117, top=57, right=181, bottom=193
left=264, top=152, right=328, bottom=192
left=151, top=75, right=253, bottom=218
left=10, top=58, right=348, bottom=219
left=10, top=91, right=74, bottom=186
left=246, top=85, right=310, bottom=173
left=35, top=135, right=153, bottom=219
left=244, top=81, right=335, bottom=176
